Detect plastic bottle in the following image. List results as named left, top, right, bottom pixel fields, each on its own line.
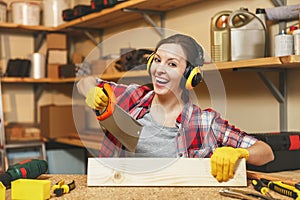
left=274, top=30, right=294, bottom=57
left=228, top=8, right=266, bottom=60
left=293, top=29, right=300, bottom=55
left=255, top=8, right=267, bottom=30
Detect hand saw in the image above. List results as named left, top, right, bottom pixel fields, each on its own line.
left=96, top=83, right=143, bottom=152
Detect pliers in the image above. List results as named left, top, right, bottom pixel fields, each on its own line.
left=52, top=180, right=76, bottom=197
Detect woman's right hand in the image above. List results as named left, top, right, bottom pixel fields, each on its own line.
left=85, top=86, right=109, bottom=111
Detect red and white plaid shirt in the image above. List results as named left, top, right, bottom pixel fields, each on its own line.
left=96, top=80, right=257, bottom=158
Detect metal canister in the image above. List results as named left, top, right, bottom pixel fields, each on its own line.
left=210, top=10, right=232, bottom=62
left=274, top=31, right=293, bottom=57
left=293, top=29, right=300, bottom=55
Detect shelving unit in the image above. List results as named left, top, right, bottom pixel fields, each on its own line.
left=0, top=0, right=299, bottom=151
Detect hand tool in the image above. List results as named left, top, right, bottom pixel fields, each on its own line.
left=0, top=159, right=48, bottom=187
left=251, top=179, right=275, bottom=200
left=219, top=188, right=274, bottom=200
left=95, top=83, right=143, bottom=152
left=52, top=180, right=76, bottom=197
left=247, top=171, right=300, bottom=190
left=261, top=178, right=300, bottom=200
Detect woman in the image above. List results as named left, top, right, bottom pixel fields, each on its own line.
left=77, top=34, right=274, bottom=182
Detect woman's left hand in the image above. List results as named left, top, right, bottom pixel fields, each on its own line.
left=210, top=147, right=249, bottom=182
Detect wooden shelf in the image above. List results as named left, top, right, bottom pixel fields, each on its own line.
left=1, top=55, right=299, bottom=83
left=0, top=0, right=202, bottom=33
left=56, top=0, right=202, bottom=30
left=203, top=55, right=300, bottom=71
left=0, top=70, right=149, bottom=83
left=0, top=23, right=55, bottom=34
left=0, top=77, right=78, bottom=83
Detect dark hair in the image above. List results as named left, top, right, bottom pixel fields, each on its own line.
left=155, top=34, right=204, bottom=67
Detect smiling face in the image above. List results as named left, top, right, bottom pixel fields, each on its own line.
left=150, top=43, right=187, bottom=98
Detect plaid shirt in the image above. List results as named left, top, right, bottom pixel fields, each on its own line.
left=97, top=80, right=257, bottom=158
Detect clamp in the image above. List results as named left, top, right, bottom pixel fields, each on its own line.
left=52, top=180, right=76, bottom=197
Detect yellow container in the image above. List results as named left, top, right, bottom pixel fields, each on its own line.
left=0, top=182, right=6, bottom=200
left=11, top=179, right=50, bottom=200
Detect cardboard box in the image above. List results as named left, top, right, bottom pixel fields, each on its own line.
left=40, top=105, right=85, bottom=139
left=47, top=64, right=60, bottom=78
left=46, top=33, right=67, bottom=50
left=5, top=123, right=41, bottom=142
left=47, top=49, right=68, bottom=64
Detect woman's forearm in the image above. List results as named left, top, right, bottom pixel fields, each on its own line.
left=247, top=140, right=274, bottom=166
left=77, top=76, right=98, bottom=97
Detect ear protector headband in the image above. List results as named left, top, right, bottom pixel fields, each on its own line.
left=147, top=53, right=203, bottom=90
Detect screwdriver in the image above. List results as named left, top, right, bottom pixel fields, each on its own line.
left=261, top=178, right=300, bottom=200
left=251, top=179, right=274, bottom=199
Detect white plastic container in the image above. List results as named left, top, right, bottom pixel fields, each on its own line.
left=43, top=0, right=69, bottom=27
left=228, top=8, right=266, bottom=61
left=0, top=1, right=7, bottom=22
left=275, top=31, right=293, bottom=57
left=293, top=29, right=300, bottom=55
left=30, top=53, right=46, bottom=79
left=11, top=1, right=41, bottom=25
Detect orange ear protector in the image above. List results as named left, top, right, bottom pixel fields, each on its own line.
left=147, top=53, right=203, bottom=90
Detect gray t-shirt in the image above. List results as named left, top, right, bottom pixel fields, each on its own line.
left=126, top=112, right=178, bottom=157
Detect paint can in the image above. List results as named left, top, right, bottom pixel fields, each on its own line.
left=274, top=31, right=293, bottom=57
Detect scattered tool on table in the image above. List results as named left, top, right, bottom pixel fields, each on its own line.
left=247, top=171, right=300, bottom=190
left=0, top=159, right=48, bottom=188
left=261, top=178, right=300, bottom=200
left=52, top=180, right=76, bottom=197
left=251, top=179, right=275, bottom=199
left=219, top=188, right=275, bottom=200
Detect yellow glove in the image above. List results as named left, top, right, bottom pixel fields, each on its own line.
left=210, top=147, right=249, bottom=182
left=85, top=86, right=109, bottom=111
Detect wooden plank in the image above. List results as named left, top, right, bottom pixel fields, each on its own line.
left=57, top=0, right=203, bottom=30
left=57, top=0, right=147, bottom=30
left=87, top=158, right=247, bottom=186
left=204, top=55, right=300, bottom=71
left=1, top=56, right=299, bottom=84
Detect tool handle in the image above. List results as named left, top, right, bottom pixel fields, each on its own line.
left=268, top=181, right=300, bottom=199
left=252, top=179, right=269, bottom=195
left=96, top=83, right=116, bottom=121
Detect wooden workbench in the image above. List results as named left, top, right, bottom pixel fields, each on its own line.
left=5, top=170, right=300, bottom=200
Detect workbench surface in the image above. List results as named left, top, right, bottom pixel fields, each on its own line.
left=5, top=170, right=300, bottom=200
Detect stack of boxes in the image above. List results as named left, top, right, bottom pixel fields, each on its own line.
left=46, top=33, right=68, bottom=79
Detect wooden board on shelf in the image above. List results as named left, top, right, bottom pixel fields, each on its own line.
left=57, top=0, right=202, bottom=30
left=132, top=0, right=202, bottom=11
left=0, top=77, right=78, bottom=83
left=54, top=132, right=103, bottom=150
left=0, top=23, right=55, bottom=33
left=87, top=157, right=247, bottom=186
left=1, top=55, right=299, bottom=83
left=203, top=55, right=300, bottom=71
